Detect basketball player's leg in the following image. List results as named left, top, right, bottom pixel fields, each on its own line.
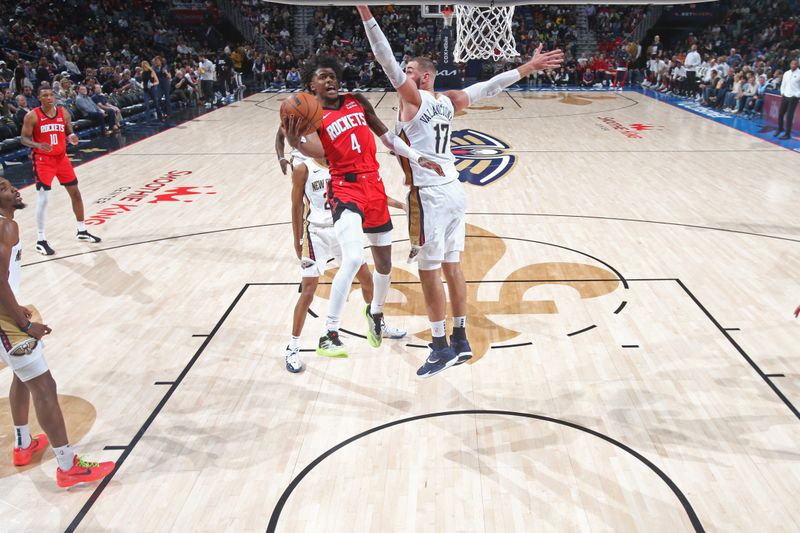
left=318, top=208, right=365, bottom=357
left=63, top=179, right=101, bottom=243
left=364, top=236, right=406, bottom=341
left=286, top=275, right=317, bottom=373
left=355, top=263, right=374, bottom=304
left=414, top=184, right=459, bottom=378
left=362, top=176, right=400, bottom=346
left=3, top=346, right=114, bottom=485
left=441, top=180, right=471, bottom=364
left=32, top=157, right=56, bottom=255
left=288, top=224, right=338, bottom=369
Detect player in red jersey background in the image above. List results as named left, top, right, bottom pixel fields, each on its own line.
left=283, top=56, right=442, bottom=357
left=20, top=86, right=100, bottom=256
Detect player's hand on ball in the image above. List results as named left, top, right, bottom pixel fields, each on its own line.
left=38, top=143, right=52, bottom=153
left=27, top=322, right=52, bottom=340
left=68, top=133, right=79, bottom=145
left=418, top=157, right=444, bottom=176
left=18, top=305, right=32, bottom=320
left=282, top=115, right=308, bottom=148
left=794, top=305, right=799, bottom=318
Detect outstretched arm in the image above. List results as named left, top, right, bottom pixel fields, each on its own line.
left=357, top=5, right=421, bottom=107
left=353, top=93, right=444, bottom=176
left=445, top=43, right=565, bottom=112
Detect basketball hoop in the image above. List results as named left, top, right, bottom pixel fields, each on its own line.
left=452, top=4, right=518, bottom=62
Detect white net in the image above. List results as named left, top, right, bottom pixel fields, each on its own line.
left=453, top=5, right=519, bottom=62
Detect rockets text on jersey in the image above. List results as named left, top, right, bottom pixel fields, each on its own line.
left=318, top=94, right=379, bottom=178
left=32, top=107, right=67, bottom=158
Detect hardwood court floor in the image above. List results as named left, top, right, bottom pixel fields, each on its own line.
left=0, top=90, right=798, bottom=532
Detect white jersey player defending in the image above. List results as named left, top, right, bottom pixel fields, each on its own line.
left=285, top=151, right=405, bottom=373
left=357, top=5, right=564, bottom=378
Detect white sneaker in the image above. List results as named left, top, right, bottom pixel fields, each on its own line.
left=381, top=322, right=407, bottom=339
left=285, top=346, right=303, bottom=373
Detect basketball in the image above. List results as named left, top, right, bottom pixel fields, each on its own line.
left=280, top=93, right=323, bottom=134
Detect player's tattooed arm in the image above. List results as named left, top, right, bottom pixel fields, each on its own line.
left=63, top=109, right=79, bottom=145
left=20, top=110, right=50, bottom=152
left=290, top=163, right=308, bottom=260
left=282, top=115, right=326, bottom=159
left=387, top=196, right=407, bottom=211
left=276, top=127, right=290, bottom=175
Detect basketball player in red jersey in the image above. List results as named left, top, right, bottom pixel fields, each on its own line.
left=283, top=56, right=443, bottom=357
left=0, top=177, right=115, bottom=487
left=20, top=86, right=101, bottom=256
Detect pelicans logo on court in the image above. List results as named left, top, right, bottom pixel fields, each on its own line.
left=317, top=222, right=623, bottom=364
left=450, top=129, right=516, bottom=187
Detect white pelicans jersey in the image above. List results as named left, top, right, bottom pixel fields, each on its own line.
left=294, top=153, right=332, bottom=227
left=395, top=90, right=459, bottom=187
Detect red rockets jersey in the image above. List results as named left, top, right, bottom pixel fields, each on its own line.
left=318, top=94, right=379, bottom=178
left=32, top=106, right=67, bottom=157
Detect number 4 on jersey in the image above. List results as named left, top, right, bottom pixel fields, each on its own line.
left=350, top=133, right=361, bottom=154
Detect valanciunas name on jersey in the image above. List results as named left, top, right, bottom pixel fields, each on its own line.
left=419, top=102, right=454, bottom=124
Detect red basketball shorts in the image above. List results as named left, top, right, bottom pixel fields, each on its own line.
left=327, top=171, right=392, bottom=233
left=31, top=153, right=78, bottom=191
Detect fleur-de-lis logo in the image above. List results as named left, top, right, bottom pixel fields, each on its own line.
left=317, top=223, right=620, bottom=363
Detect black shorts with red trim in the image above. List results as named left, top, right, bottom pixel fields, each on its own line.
left=327, top=171, right=392, bottom=233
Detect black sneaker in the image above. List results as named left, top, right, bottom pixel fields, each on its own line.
left=76, top=230, right=102, bottom=243
left=316, top=331, right=348, bottom=358
left=35, top=240, right=55, bottom=256
left=364, top=304, right=383, bottom=348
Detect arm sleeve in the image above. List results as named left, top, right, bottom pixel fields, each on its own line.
left=380, top=131, right=422, bottom=163
left=362, top=18, right=407, bottom=89
left=462, top=68, right=522, bottom=105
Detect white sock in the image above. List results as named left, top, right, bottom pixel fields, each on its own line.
left=289, top=336, right=300, bottom=351
left=430, top=319, right=446, bottom=338
left=53, top=444, right=75, bottom=471
left=14, top=425, right=31, bottom=449
left=453, top=316, right=466, bottom=328
left=77, top=221, right=86, bottom=232
left=370, top=271, right=391, bottom=314
left=326, top=211, right=365, bottom=332
left=36, top=189, right=49, bottom=241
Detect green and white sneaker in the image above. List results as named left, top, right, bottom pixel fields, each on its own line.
left=316, top=331, right=348, bottom=358
left=364, top=305, right=382, bottom=348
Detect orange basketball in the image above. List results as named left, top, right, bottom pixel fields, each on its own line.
left=280, top=93, right=323, bottom=134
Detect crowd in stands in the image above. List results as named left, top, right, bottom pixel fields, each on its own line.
left=639, top=0, right=799, bottom=119
left=0, top=0, right=260, bottom=147
left=2, top=0, right=798, bottom=148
